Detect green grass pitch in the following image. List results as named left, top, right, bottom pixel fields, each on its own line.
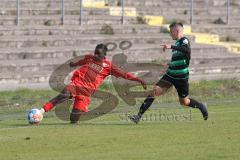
left=0, top=80, right=240, bottom=160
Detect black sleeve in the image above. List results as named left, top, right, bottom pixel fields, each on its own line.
left=171, top=45, right=190, bottom=55
left=171, top=44, right=191, bottom=62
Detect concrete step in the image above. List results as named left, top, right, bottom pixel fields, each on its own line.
left=0, top=71, right=51, bottom=85
left=163, top=14, right=240, bottom=25
left=0, top=25, right=162, bottom=36
left=0, top=42, right=231, bottom=61
left=2, top=0, right=239, bottom=8
left=219, top=36, right=240, bottom=42
left=3, top=3, right=238, bottom=17
left=1, top=72, right=240, bottom=90
left=125, top=0, right=206, bottom=7
left=0, top=57, right=239, bottom=89
left=2, top=0, right=237, bottom=9
left=128, top=44, right=233, bottom=60
left=1, top=0, right=100, bottom=7
left=0, top=58, right=65, bottom=75
left=0, top=45, right=238, bottom=73
left=136, top=6, right=239, bottom=17
left=0, top=34, right=178, bottom=48
left=0, top=7, right=109, bottom=16
left=4, top=5, right=238, bottom=17
left=0, top=15, right=136, bottom=26
left=190, top=73, right=240, bottom=81
left=190, top=62, right=240, bottom=76
left=125, top=0, right=238, bottom=7
left=192, top=25, right=240, bottom=42
left=0, top=46, right=92, bottom=60
left=191, top=56, right=240, bottom=65
left=136, top=7, right=204, bottom=16
left=193, top=25, right=240, bottom=34
left=1, top=5, right=239, bottom=26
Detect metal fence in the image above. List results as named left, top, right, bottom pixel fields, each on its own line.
left=14, top=0, right=232, bottom=26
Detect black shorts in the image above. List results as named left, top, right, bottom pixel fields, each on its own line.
left=156, top=74, right=189, bottom=98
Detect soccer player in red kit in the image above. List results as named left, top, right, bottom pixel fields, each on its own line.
left=39, top=43, right=147, bottom=123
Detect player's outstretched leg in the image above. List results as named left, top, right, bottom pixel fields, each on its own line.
left=41, top=89, right=71, bottom=113
left=188, top=98, right=208, bottom=120
left=129, top=95, right=155, bottom=124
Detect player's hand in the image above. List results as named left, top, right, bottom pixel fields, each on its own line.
left=69, top=62, right=75, bottom=67
left=162, top=62, right=169, bottom=67
left=160, top=44, right=171, bottom=52
left=140, top=80, right=147, bottom=90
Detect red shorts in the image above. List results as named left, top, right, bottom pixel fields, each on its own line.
left=65, top=83, right=92, bottom=112
left=73, top=95, right=91, bottom=112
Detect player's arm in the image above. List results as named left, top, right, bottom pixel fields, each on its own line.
left=170, top=45, right=190, bottom=55
left=161, top=44, right=190, bottom=54
left=172, top=38, right=191, bottom=60
left=110, top=64, right=147, bottom=89
left=161, top=38, right=191, bottom=59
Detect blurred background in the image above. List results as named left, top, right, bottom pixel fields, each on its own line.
left=0, top=0, right=240, bottom=90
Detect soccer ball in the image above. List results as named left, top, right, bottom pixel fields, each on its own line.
left=27, top=108, right=43, bottom=124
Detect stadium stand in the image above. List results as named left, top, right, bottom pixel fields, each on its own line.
left=0, top=0, right=240, bottom=90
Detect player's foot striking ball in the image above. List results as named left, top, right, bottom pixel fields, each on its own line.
left=129, top=22, right=208, bottom=124
left=38, top=44, right=146, bottom=124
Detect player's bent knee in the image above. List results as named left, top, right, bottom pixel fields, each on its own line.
left=179, top=99, right=189, bottom=107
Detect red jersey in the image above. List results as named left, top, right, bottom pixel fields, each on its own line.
left=66, top=54, right=142, bottom=97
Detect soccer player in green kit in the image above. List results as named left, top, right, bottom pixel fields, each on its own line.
left=129, top=22, right=208, bottom=124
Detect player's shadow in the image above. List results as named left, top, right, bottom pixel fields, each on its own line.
left=39, top=121, right=133, bottom=126
left=8, top=122, right=68, bottom=127
left=8, top=121, right=151, bottom=127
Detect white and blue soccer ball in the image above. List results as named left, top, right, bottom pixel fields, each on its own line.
left=27, top=108, right=43, bottom=124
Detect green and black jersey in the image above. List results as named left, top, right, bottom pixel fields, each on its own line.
left=166, top=37, right=191, bottom=79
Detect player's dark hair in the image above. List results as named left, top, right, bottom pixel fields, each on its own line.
left=169, top=22, right=183, bottom=28
left=94, top=43, right=108, bottom=56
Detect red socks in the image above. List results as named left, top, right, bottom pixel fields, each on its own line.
left=43, top=102, right=54, bottom=112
